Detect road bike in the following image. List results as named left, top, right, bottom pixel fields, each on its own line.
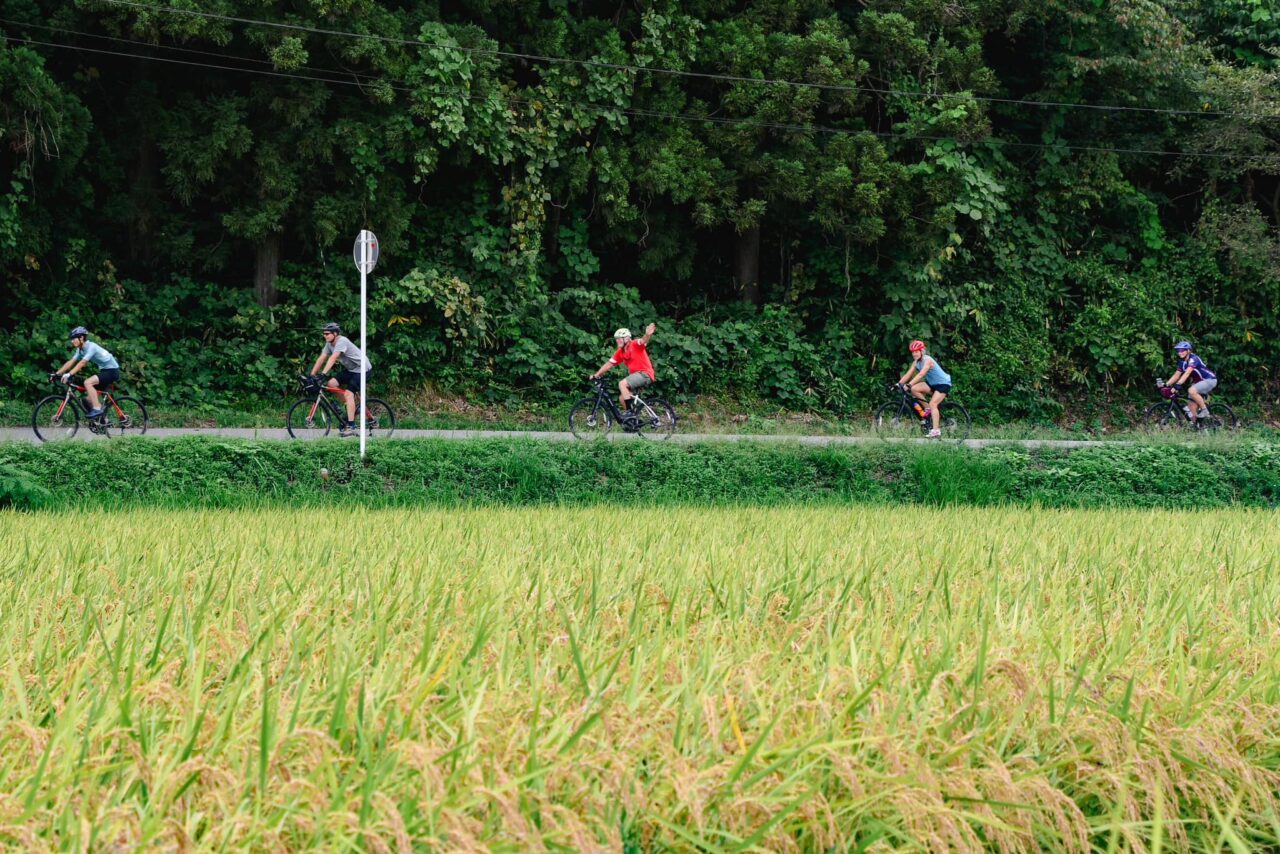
left=872, top=382, right=970, bottom=440
left=569, top=378, right=676, bottom=439
left=286, top=375, right=396, bottom=439
left=32, top=376, right=148, bottom=442
left=1142, top=384, right=1237, bottom=433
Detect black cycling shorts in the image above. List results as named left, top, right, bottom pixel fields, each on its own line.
left=92, top=368, right=120, bottom=388
left=336, top=368, right=367, bottom=393
left=928, top=383, right=951, bottom=395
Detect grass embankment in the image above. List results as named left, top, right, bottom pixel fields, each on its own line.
left=1, top=435, right=1278, bottom=510
left=1, top=506, right=1278, bottom=849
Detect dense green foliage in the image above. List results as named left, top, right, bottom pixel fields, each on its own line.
left=2, top=435, right=1277, bottom=509
left=2, top=1, right=1278, bottom=419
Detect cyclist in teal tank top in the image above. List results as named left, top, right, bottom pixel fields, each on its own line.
left=897, top=339, right=952, bottom=438
left=52, top=326, right=121, bottom=420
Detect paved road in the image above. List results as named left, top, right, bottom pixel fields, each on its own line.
left=0, top=426, right=1121, bottom=449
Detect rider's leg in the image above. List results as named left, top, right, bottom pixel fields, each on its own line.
left=618, top=378, right=632, bottom=411
left=343, top=390, right=356, bottom=422
left=909, top=381, right=930, bottom=404
left=929, top=390, right=947, bottom=429
left=83, top=375, right=102, bottom=412
left=1187, top=386, right=1206, bottom=418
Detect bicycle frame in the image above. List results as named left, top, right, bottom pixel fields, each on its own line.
left=888, top=386, right=927, bottom=420
left=1151, top=388, right=1217, bottom=425
left=51, top=382, right=127, bottom=424
left=587, top=382, right=649, bottom=423
left=305, top=384, right=353, bottom=423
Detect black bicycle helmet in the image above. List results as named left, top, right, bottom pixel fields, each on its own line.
left=69, top=326, right=89, bottom=340
left=322, top=322, right=341, bottom=334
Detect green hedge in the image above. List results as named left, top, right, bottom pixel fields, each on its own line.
left=2, top=437, right=1279, bottom=511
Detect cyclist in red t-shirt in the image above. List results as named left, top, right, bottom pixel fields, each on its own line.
left=590, top=323, right=657, bottom=414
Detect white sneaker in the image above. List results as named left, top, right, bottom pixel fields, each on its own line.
left=927, top=428, right=942, bottom=438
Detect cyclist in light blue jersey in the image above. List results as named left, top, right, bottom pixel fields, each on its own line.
left=1163, top=341, right=1218, bottom=422
left=898, top=339, right=952, bottom=438
left=52, top=326, right=120, bottom=419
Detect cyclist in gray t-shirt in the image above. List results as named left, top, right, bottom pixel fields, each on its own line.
left=309, top=322, right=372, bottom=437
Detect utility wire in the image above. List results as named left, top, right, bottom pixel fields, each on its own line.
left=95, top=0, right=1279, bottom=123
left=0, top=16, right=382, bottom=84
left=7, top=33, right=1280, bottom=164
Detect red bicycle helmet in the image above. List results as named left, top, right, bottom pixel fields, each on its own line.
left=909, top=339, right=926, bottom=352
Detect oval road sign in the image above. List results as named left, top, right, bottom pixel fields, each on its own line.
left=353, top=230, right=379, bottom=273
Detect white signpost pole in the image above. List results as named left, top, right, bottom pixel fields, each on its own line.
left=352, top=230, right=379, bottom=460
left=359, top=240, right=367, bottom=459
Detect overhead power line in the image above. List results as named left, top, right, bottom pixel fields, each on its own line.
left=95, top=0, right=1279, bottom=123
left=6, top=32, right=1279, bottom=165
left=0, top=16, right=382, bottom=84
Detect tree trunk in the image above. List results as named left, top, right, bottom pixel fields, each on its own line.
left=735, top=224, right=761, bottom=305
left=128, top=136, right=156, bottom=266
left=254, top=233, right=280, bottom=308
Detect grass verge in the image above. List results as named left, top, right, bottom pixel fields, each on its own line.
left=1, top=435, right=1278, bottom=510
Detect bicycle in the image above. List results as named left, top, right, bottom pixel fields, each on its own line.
left=569, top=378, right=677, bottom=440
left=872, top=382, right=971, bottom=440
left=285, top=375, right=397, bottom=439
left=1142, top=383, right=1237, bottom=433
left=32, top=376, right=148, bottom=442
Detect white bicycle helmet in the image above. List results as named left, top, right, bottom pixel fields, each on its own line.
left=613, top=327, right=632, bottom=339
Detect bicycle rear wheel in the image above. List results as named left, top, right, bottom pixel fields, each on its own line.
left=32, top=396, right=80, bottom=443
left=873, top=400, right=919, bottom=439
left=102, top=396, right=148, bottom=437
left=569, top=398, right=612, bottom=440
left=286, top=398, right=332, bottom=438
left=633, top=398, right=677, bottom=439
left=1198, top=402, right=1237, bottom=432
left=938, top=402, right=970, bottom=441
left=361, top=398, right=396, bottom=439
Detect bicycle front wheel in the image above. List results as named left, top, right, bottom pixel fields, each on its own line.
left=938, top=402, right=971, bottom=441
left=873, top=400, right=918, bottom=439
left=1142, top=402, right=1183, bottom=433
left=286, top=398, right=332, bottom=439
left=362, top=399, right=396, bottom=439
left=569, top=398, right=612, bottom=440
left=633, top=398, right=677, bottom=440
left=32, top=396, right=80, bottom=443
left=102, top=396, right=148, bottom=437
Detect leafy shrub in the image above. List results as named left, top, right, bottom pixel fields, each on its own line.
left=0, top=462, right=50, bottom=510
left=1, top=436, right=1276, bottom=511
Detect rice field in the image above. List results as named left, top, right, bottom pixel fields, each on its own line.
left=1, top=506, right=1278, bottom=851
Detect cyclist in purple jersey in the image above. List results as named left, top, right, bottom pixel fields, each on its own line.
left=1162, top=341, right=1218, bottom=422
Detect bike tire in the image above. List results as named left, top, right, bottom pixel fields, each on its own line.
left=32, top=395, right=80, bottom=443
left=1142, top=401, right=1183, bottom=433
left=569, top=398, right=612, bottom=440
left=938, top=402, right=971, bottom=441
left=286, top=398, right=332, bottom=439
left=1200, top=402, right=1238, bottom=432
left=103, top=396, right=148, bottom=437
left=362, top=398, right=396, bottom=439
left=872, top=400, right=917, bottom=439
left=633, top=398, right=677, bottom=440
